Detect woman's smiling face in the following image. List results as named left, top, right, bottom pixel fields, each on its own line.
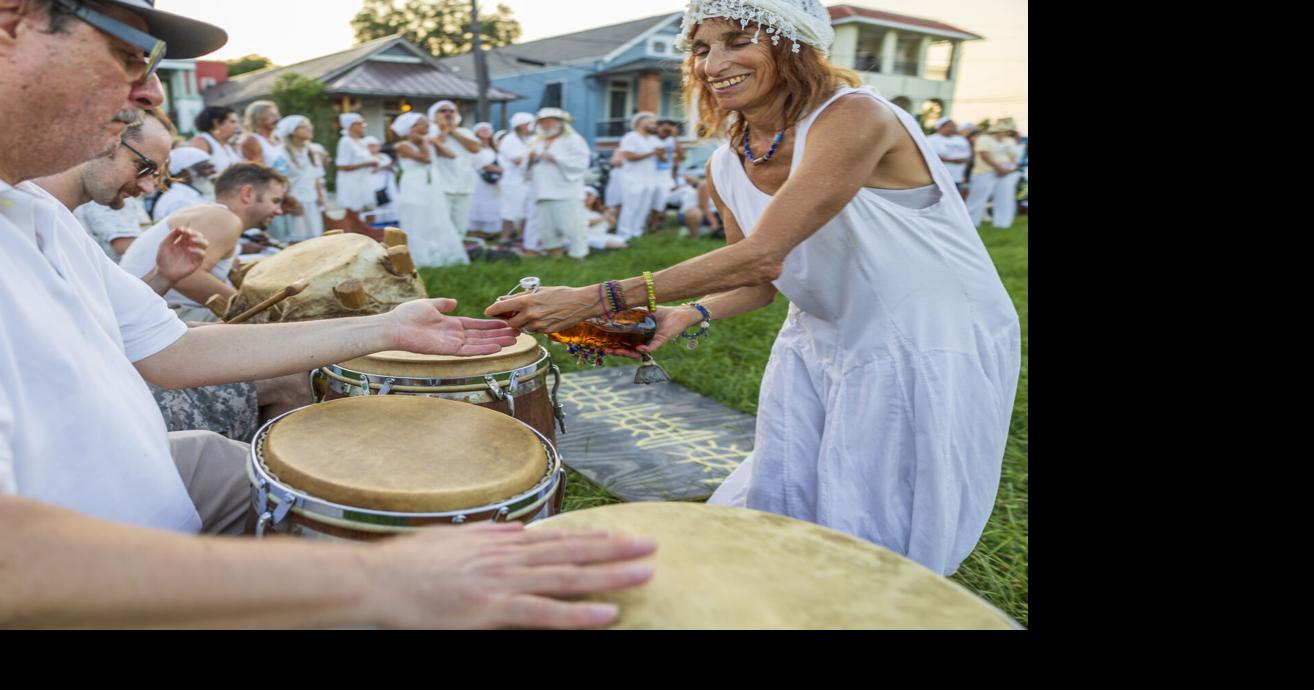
left=690, top=18, right=779, bottom=111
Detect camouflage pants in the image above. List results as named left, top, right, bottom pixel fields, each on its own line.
left=150, top=381, right=260, bottom=444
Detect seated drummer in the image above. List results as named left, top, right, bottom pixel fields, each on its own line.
left=1, top=0, right=653, bottom=629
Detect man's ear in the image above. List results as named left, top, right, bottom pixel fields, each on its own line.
left=0, top=0, right=32, bottom=42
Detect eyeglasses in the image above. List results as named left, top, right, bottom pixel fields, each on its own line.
left=54, top=0, right=166, bottom=83
left=119, top=140, right=159, bottom=179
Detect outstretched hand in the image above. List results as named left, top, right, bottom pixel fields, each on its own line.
left=602, top=305, right=701, bottom=359
left=389, top=298, right=519, bottom=356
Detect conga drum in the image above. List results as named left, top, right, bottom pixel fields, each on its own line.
left=530, top=503, right=1021, bottom=630
left=311, top=333, right=564, bottom=444
left=247, top=396, right=564, bottom=539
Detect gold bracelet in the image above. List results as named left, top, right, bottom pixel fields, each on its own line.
left=642, top=271, right=657, bottom=312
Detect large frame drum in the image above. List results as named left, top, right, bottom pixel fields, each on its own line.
left=530, top=503, right=1022, bottom=630
left=311, top=333, right=565, bottom=444
left=248, top=396, right=565, bottom=540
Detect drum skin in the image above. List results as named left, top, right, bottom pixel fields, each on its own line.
left=530, top=503, right=1020, bottom=630
left=229, top=233, right=427, bottom=323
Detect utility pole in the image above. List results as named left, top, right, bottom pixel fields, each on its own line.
left=471, top=0, right=490, bottom=122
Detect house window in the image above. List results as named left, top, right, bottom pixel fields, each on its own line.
left=541, top=81, right=563, bottom=109
left=650, top=38, right=671, bottom=55
left=895, top=34, right=920, bottom=76
left=924, top=40, right=953, bottom=81
left=200, top=77, right=217, bottom=90
left=600, top=80, right=632, bottom=138
left=661, top=79, right=684, bottom=123
left=854, top=26, right=886, bottom=72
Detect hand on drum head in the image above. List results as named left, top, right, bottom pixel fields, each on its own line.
left=155, top=226, right=210, bottom=283
left=367, top=522, right=657, bottom=629
left=389, top=298, right=520, bottom=356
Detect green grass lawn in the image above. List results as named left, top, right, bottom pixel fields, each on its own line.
left=421, top=216, right=1029, bottom=627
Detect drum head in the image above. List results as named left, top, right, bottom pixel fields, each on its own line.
left=263, top=396, right=547, bottom=512
left=337, top=333, right=543, bottom=379
left=531, top=503, right=1017, bottom=629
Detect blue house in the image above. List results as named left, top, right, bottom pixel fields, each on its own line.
left=438, top=6, right=981, bottom=151
left=439, top=13, right=687, bottom=150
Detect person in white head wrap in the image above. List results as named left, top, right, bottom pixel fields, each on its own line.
left=926, top=116, right=973, bottom=193
left=965, top=118, right=1022, bottom=229
left=334, top=112, right=378, bottom=212
left=488, top=0, right=1022, bottom=578
left=582, top=185, right=627, bottom=251
left=361, top=134, right=399, bottom=226
left=428, top=100, right=481, bottom=237
left=275, top=115, right=327, bottom=240
left=151, top=147, right=216, bottom=222
left=615, top=111, right=663, bottom=240
left=468, top=122, right=503, bottom=235
left=391, top=110, right=469, bottom=267
left=495, top=111, right=538, bottom=247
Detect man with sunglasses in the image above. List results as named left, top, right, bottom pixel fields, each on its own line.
left=1, top=0, right=656, bottom=629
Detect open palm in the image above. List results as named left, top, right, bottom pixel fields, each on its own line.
left=390, top=298, right=519, bottom=357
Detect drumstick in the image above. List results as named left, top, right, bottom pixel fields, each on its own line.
left=225, top=279, right=309, bottom=324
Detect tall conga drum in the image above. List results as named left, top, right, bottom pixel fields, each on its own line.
left=311, top=333, right=564, bottom=444
left=247, top=396, right=564, bottom=539
left=530, top=503, right=1021, bottom=630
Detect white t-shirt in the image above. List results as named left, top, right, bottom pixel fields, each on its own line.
left=619, top=131, right=659, bottom=181
left=529, top=132, right=592, bottom=201
left=151, top=182, right=207, bottom=222
left=927, top=133, right=973, bottom=182
left=74, top=196, right=150, bottom=262
left=0, top=180, right=198, bottom=531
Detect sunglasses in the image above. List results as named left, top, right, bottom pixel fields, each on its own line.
left=119, top=140, right=159, bottom=179
left=54, top=0, right=166, bottom=83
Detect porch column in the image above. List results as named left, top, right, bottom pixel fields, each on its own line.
left=637, top=71, right=661, bottom=114
left=880, top=30, right=898, bottom=75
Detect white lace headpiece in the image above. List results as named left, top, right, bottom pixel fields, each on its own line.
left=676, top=0, right=835, bottom=56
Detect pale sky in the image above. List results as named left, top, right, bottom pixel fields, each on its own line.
left=161, top=0, right=1027, bottom=131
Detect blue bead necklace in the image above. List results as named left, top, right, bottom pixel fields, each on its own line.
left=743, top=125, right=785, bottom=166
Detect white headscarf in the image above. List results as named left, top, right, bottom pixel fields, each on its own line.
left=676, top=0, right=835, bottom=56
left=339, top=112, right=363, bottom=136
left=509, top=112, right=535, bottom=130
left=361, top=136, right=381, bottom=147
left=274, top=115, right=309, bottom=141
left=473, top=122, right=493, bottom=136
left=428, top=100, right=462, bottom=127
left=390, top=112, right=425, bottom=137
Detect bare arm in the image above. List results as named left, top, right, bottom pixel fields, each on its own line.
left=0, top=494, right=655, bottom=629
left=430, top=135, right=458, bottom=159
left=164, top=212, right=241, bottom=305
left=134, top=298, right=518, bottom=389
left=396, top=141, right=431, bottom=165
left=487, top=95, right=897, bottom=333
left=187, top=136, right=213, bottom=154
left=449, top=128, right=482, bottom=154
left=109, top=236, right=135, bottom=257
left=239, top=135, right=263, bottom=164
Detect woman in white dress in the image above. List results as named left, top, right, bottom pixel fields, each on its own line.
left=363, top=136, right=400, bottom=226
left=391, top=112, right=469, bottom=268
left=237, top=100, right=294, bottom=241
left=275, top=115, right=327, bottom=242
left=489, top=0, right=1021, bottom=577
left=187, top=106, right=241, bottom=198
left=428, top=100, right=480, bottom=238
left=334, top=113, right=379, bottom=214
left=468, top=122, right=503, bottom=236
left=965, top=119, right=1022, bottom=229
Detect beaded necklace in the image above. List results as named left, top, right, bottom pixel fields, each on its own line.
left=743, top=125, right=785, bottom=166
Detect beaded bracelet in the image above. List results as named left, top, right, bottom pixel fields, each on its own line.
left=677, top=303, right=711, bottom=350
left=597, top=282, right=614, bottom=321
left=605, top=280, right=626, bottom=314
left=642, top=271, right=657, bottom=312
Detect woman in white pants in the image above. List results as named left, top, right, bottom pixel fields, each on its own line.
left=965, top=119, right=1022, bottom=229
left=429, top=100, right=480, bottom=239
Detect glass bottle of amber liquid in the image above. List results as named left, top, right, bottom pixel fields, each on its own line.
left=546, top=308, right=657, bottom=351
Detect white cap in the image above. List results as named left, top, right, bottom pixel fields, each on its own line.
left=167, top=146, right=212, bottom=175
left=510, top=112, right=535, bottom=129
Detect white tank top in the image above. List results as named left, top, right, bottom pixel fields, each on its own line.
left=708, top=86, right=1017, bottom=361
left=251, top=133, right=290, bottom=176
left=198, top=131, right=240, bottom=174
left=117, top=203, right=235, bottom=309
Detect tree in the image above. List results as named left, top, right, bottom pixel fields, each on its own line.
left=270, top=73, right=341, bottom=189
left=351, top=0, right=521, bottom=58
left=225, top=54, right=272, bottom=77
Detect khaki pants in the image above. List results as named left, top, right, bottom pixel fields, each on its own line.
left=168, top=430, right=252, bottom=536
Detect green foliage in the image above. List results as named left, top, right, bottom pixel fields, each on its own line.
left=351, top=0, right=521, bottom=57
left=224, top=54, right=272, bottom=77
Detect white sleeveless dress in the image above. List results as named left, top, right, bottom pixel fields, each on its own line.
left=398, top=143, right=468, bottom=267
left=198, top=131, right=241, bottom=176
left=251, top=134, right=293, bottom=241
left=707, top=86, right=1021, bottom=576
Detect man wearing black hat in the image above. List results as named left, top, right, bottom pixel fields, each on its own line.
left=0, top=0, right=654, bottom=628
